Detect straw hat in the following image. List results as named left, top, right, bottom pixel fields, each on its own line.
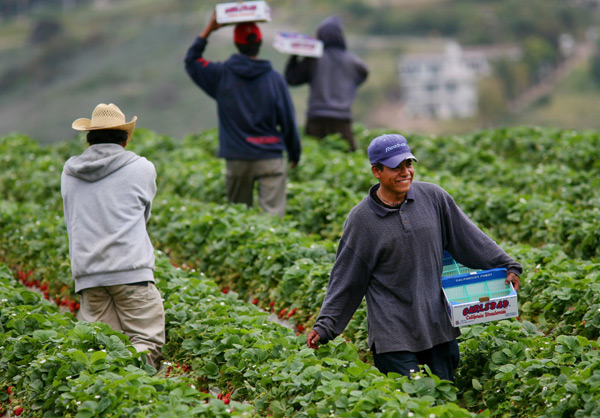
left=72, top=103, right=137, bottom=141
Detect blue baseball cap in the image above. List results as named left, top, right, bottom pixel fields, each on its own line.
left=368, top=134, right=417, bottom=168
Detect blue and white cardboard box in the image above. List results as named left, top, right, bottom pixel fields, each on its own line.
left=215, top=1, right=271, bottom=24
left=273, top=31, right=324, bottom=57
left=442, top=268, right=518, bottom=327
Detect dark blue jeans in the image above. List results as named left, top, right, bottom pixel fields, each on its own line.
left=373, top=339, right=460, bottom=383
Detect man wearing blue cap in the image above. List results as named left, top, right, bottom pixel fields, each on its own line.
left=306, top=133, right=522, bottom=383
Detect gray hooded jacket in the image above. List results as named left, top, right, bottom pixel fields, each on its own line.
left=61, top=143, right=157, bottom=293
left=285, top=15, right=369, bottom=120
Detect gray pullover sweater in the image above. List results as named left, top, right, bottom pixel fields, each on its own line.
left=61, top=144, right=157, bottom=293
left=313, top=181, right=522, bottom=353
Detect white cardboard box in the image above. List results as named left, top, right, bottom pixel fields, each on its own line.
left=215, top=1, right=271, bottom=24
left=273, top=31, right=323, bottom=57
left=442, top=268, right=518, bottom=327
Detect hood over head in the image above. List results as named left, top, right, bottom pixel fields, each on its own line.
left=316, top=15, right=346, bottom=50
left=63, top=143, right=140, bottom=182
left=226, top=53, right=272, bottom=79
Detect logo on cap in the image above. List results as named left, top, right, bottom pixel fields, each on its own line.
left=385, top=143, right=407, bottom=153
left=368, top=134, right=417, bottom=167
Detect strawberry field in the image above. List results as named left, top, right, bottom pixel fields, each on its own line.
left=1, top=126, right=599, bottom=417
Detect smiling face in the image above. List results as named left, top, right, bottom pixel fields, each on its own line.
left=372, top=159, right=415, bottom=203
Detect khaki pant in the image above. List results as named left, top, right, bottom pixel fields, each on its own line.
left=226, top=158, right=287, bottom=218
left=78, top=283, right=165, bottom=369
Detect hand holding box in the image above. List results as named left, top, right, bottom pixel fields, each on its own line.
left=442, top=268, right=519, bottom=327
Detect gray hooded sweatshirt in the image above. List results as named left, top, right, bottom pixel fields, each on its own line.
left=61, top=143, right=157, bottom=293
left=285, top=15, right=369, bottom=120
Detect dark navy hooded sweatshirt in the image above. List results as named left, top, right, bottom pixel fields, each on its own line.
left=285, top=15, right=369, bottom=120
left=185, top=37, right=301, bottom=163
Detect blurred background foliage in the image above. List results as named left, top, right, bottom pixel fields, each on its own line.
left=1, top=0, right=600, bottom=144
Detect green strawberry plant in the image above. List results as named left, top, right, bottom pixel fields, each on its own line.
left=1, top=125, right=600, bottom=417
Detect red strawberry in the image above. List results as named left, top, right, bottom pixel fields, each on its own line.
left=14, top=406, right=23, bottom=416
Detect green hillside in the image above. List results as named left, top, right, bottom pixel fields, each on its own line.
left=1, top=0, right=599, bottom=143
left=0, top=0, right=366, bottom=144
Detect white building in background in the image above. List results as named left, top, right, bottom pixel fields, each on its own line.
left=398, top=42, right=485, bottom=120
left=399, top=42, right=520, bottom=120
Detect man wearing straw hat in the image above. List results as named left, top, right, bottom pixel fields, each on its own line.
left=61, top=103, right=165, bottom=369
left=184, top=13, right=301, bottom=218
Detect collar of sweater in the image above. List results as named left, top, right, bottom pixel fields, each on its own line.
left=367, top=184, right=415, bottom=217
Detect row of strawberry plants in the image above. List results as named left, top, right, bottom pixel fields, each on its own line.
left=0, top=188, right=472, bottom=414
left=3, top=238, right=600, bottom=418
left=413, top=126, right=600, bottom=184
left=154, top=258, right=471, bottom=418
left=4, top=172, right=598, bottom=418
left=516, top=249, right=600, bottom=338
left=0, top=201, right=73, bottom=305
left=125, top=127, right=600, bottom=258
left=6, top=124, right=599, bottom=216
left=4, top=198, right=597, bottom=418
left=147, top=196, right=600, bottom=342
left=1, top=185, right=599, bottom=349
left=147, top=193, right=600, bottom=416
left=1, top=129, right=599, bottom=257
left=318, top=127, right=600, bottom=259
left=0, top=263, right=254, bottom=418
left=2, top=129, right=600, bottom=340
left=0, top=253, right=473, bottom=417
left=1, top=134, right=600, bottom=414
left=457, top=321, right=600, bottom=417
left=435, top=176, right=600, bottom=260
